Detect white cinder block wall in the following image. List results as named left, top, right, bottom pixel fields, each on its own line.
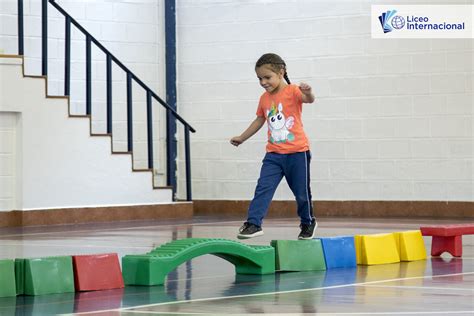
left=0, top=112, right=18, bottom=211
left=176, top=0, right=473, bottom=201
left=1, top=0, right=472, bottom=205
left=0, top=0, right=168, bottom=179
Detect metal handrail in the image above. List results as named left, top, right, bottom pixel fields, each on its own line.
left=47, top=0, right=194, bottom=132
left=16, top=0, right=194, bottom=201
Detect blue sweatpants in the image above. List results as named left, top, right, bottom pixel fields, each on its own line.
left=247, top=151, right=314, bottom=227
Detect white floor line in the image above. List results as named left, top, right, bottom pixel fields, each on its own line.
left=68, top=271, right=474, bottom=315
left=360, top=284, right=474, bottom=291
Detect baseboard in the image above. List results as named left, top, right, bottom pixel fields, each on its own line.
left=0, top=203, right=193, bottom=228
left=1, top=200, right=471, bottom=228
left=193, top=200, right=473, bottom=219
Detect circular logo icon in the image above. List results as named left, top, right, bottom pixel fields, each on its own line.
left=391, top=15, right=405, bottom=29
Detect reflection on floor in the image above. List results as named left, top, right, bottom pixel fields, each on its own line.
left=0, top=216, right=472, bottom=315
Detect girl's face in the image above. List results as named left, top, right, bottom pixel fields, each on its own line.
left=256, top=65, right=286, bottom=94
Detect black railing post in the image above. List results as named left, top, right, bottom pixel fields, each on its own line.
left=41, top=0, right=47, bottom=75
left=165, top=0, right=177, bottom=196
left=64, top=16, right=71, bottom=95
left=86, top=35, right=91, bottom=115
left=184, top=126, right=192, bottom=201
left=146, top=90, right=154, bottom=169
left=126, top=72, right=133, bottom=152
left=106, top=54, right=112, bottom=134
left=17, top=0, right=24, bottom=55
left=166, top=109, right=176, bottom=195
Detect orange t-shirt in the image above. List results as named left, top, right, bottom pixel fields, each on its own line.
left=256, top=84, right=310, bottom=154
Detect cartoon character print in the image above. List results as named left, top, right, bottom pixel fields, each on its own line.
left=266, top=102, right=295, bottom=144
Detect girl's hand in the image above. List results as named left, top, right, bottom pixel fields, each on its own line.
left=299, top=82, right=312, bottom=94
left=299, top=82, right=315, bottom=103
left=230, top=136, right=244, bottom=147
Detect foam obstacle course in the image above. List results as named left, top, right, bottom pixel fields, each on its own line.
left=0, top=228, right=441, bottom=297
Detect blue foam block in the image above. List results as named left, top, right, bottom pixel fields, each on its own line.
left=319, top=236, right=357, bottom=269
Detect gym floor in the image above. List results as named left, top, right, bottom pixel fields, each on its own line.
left=0, top=216, right=472, bottom=315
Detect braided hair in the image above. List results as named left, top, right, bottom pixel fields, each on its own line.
left=255, top=53, right=290, bottom=84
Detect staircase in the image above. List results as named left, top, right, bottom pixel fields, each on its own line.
left=0, top=0, right=194, bottom=211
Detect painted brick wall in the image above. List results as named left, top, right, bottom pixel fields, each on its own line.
left=0, top=112, right=18, bottom=211
left=176, top=0, right=473, bottom=201
left=0, top=0, right=168, bottom=178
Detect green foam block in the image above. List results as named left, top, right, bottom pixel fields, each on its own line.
left=16, top=256, right=75, bottom=296
left=0, top=259, right=16, bottom=297
left=271, top=239, right=326, bottom=271
left=123, top=238, right=275, bottom=286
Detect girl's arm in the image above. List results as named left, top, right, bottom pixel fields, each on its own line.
left=230, top=116, right=266, bottom=146
left=299, top=82, right=315, bottom=103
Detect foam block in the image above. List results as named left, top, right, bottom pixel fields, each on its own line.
left=420, top=224, right=474, bottom=257
left=355, top=233, right=400, bottom=265
left=73, top=253, right=124, bottom=291
left=271, top=239, right=326, bottom=271
left=16, top=256, right=75, bottom=295
left=394, top=230, right=427, bottom=261
left=320, top=236, right=357, bottom=269
left=0, top=259, right=16, bottom=297
left=123, top=238, right=275, bottom=286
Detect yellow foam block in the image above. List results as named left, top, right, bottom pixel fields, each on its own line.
left=355, top=235, right=362, bottom=264
left=394, top=230, right=427, bottom=261
left=355, top=233, right=400, bottom=265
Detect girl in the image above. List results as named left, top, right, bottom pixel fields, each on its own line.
left=230, top=53, right=317, bottom=240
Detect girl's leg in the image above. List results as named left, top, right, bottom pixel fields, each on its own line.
left=246, top=153, right=284, bottom=227
left=284, top=151, right=314, bottom=225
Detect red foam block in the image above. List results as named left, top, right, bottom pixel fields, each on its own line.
left=420, top=224, right=474, bottom=257
left=73, top=253, right=124, bottom=291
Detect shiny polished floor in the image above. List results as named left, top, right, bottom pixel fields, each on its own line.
left=0, top=216, right=473, bottom=315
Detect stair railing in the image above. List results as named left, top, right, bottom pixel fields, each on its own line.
left=16, top=0, right=195, bottom=201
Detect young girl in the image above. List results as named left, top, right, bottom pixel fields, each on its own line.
left=230, top=53, right=317, bottom=240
